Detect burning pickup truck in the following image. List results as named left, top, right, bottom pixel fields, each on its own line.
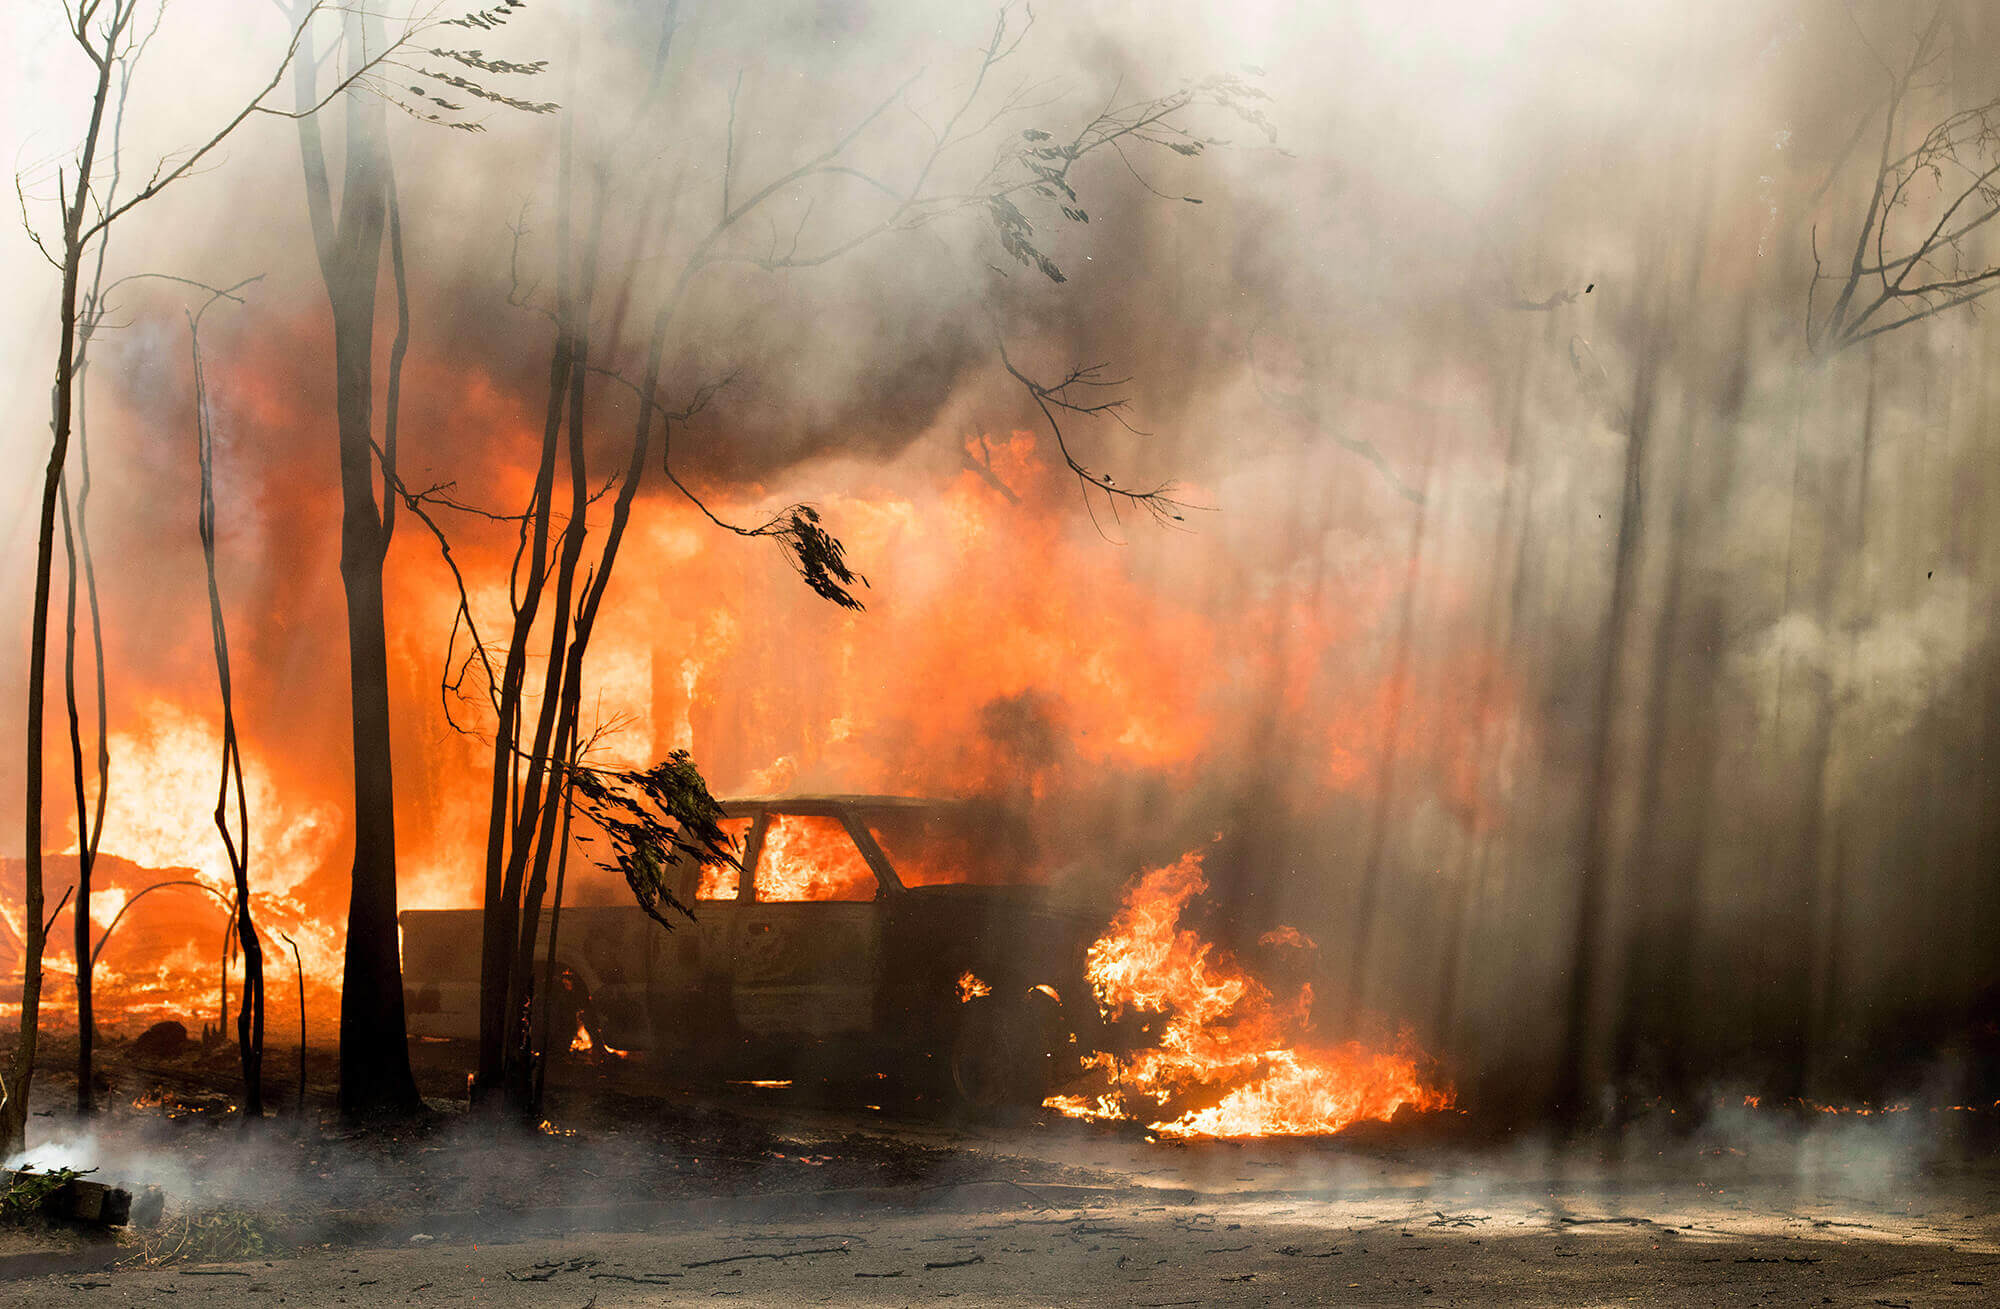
left=400, top=795, right=1098, bottom=1104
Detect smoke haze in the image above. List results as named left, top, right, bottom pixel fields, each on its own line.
left=4, top=0, right=1998, bottom=1115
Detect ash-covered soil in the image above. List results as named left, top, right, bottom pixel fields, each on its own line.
left=11, top=1166, right=2000, bottom=1307
left=3, top=1034, right=1128, bottom=1238
left=4, top=1034, right=2000, bottom=1304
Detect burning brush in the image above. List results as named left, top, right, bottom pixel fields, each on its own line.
left=1046, top=852, right=1451, bottom=1138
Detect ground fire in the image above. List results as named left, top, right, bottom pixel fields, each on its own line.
left=1045, top=852, right=1451, bottom=1137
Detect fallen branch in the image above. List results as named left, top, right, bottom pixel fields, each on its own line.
left=684, top=1246, right=848, bottom=1269
left=925, top=1254, right=986, bottom=1269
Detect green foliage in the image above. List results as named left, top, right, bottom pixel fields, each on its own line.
left=572, top=752, right=738, bottom=930
left=0, top=1168, right=81, bottom=1223
left=137, top=1208, right=289, bottom=1265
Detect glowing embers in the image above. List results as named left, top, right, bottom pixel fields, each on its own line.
left=754, top=815, right=876, bottom=902
left=957, top=970, right=993, bottom=1003
left=1046, top=851, right=1451, bottom=1139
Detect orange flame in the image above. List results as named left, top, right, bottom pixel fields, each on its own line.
left=7, top=413, right=1505, bottom=1039
left=1047, top=852, right=1451, bottom=1138
left=957, top=970, right=992, bottom=1003
left=754, top=814, right=875, bottom=902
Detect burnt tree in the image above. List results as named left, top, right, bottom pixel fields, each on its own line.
left=187, top=281, right=268, bottom=1116
left=288, top=3, right=420, bottom=1118
left=9, top=0, right=380, bottom=1156
left=284, top=0, right=553, bottom=1116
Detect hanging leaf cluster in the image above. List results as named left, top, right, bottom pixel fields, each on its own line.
left=988, top=194, right=1067, bottom=284
left=1198, top=70, right=1278, bottom=145
left=444, top=0, right=530, bottom=32
left=772, top=506, right=869, bottom=611
left=428, top=47, right=547, bottom=76
left=413, top=67, right=559, bottom=117
left=390, top=1, right=558, bottom=131
left=571, top=752, right=738, bottom=931
left=980, top=68, right=1272, bottom=279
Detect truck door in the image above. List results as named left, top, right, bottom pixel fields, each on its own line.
left=650, top=814, right=757, bottom=1053
left=732, top=812, right=884, bottom=1039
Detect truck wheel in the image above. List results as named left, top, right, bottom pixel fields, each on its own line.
left=950, top=989, right=1064, bottom=1109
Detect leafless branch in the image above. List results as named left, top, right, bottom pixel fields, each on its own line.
left=86, top=1, right=415, bottom=244
left=1810, top=4, right=2000, bottom=353
left=991, top=327, right=1202, bottom=534
left=961, top=434, right=1021, bottom=503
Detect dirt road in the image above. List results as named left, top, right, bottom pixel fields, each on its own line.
left=11, top=1168, right=2000, bottom=1307
left=5, top=1041, right=1998, bottom=1305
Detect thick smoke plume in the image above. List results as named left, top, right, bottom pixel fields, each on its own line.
left=3, top=0, right=1999, bottom=1116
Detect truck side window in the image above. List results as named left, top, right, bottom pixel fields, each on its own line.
left=755, top=814, right=876, bottom=902
left=697, top=817, right=754, bottom=901
left=867, top=809, right=1033, bottom=887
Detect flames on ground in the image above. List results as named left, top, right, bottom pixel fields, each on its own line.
left=9, top=426, right=1495, bottom=1117
left=1046, top=851, right=1451, bottom=1139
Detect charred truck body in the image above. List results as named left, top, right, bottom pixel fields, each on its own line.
left=400, top=796, right=1098, bottom=1104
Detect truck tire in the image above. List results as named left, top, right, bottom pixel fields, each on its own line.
left=949, top=988, right=1065, bottom=1109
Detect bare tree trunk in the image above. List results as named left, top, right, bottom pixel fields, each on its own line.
left=532, top=749, right=583, bottom=1114
left=1609, top=399, right=1702, bottom=1109
left=1821, top=350, right=1881, bottom=1067
left=503, top=167, right=607, bottom=1108
left=294, top=10, right=418, bottom=1117
left=60, top=30, right=138, bottom=1119
left=6, top=15, right=123, bottom=1156
left=191, top=293, right=265, bottom=1117
left=281, top=932, right=306, bottom=1115
left=1342, top=446, right=1435, bottom=1024
left=1436, top=333, right=1535, bottom=1046
left=1554, top=315, right=1662, bottom=1131
left=474, top=30, right=592, bottom=1095
left=60, top=341, right=111, bottom=1119
left=1607, top=210, right=1725, bottom=1113
left=475, top=14, right=626, bottom=1115
left=1798, top=354, right=1881, bottom=1097
left=58, top=470, right=107, bottom=1117
left=475, top=101, right=584, bottom=1107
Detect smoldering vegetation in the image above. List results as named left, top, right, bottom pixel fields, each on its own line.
left=4, top=0, right=2000, bottom=1138
left=1, top=1100, right=981, bottom=1247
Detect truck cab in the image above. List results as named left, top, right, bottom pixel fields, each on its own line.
left=401, top=795, right=1099, bottom=1102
